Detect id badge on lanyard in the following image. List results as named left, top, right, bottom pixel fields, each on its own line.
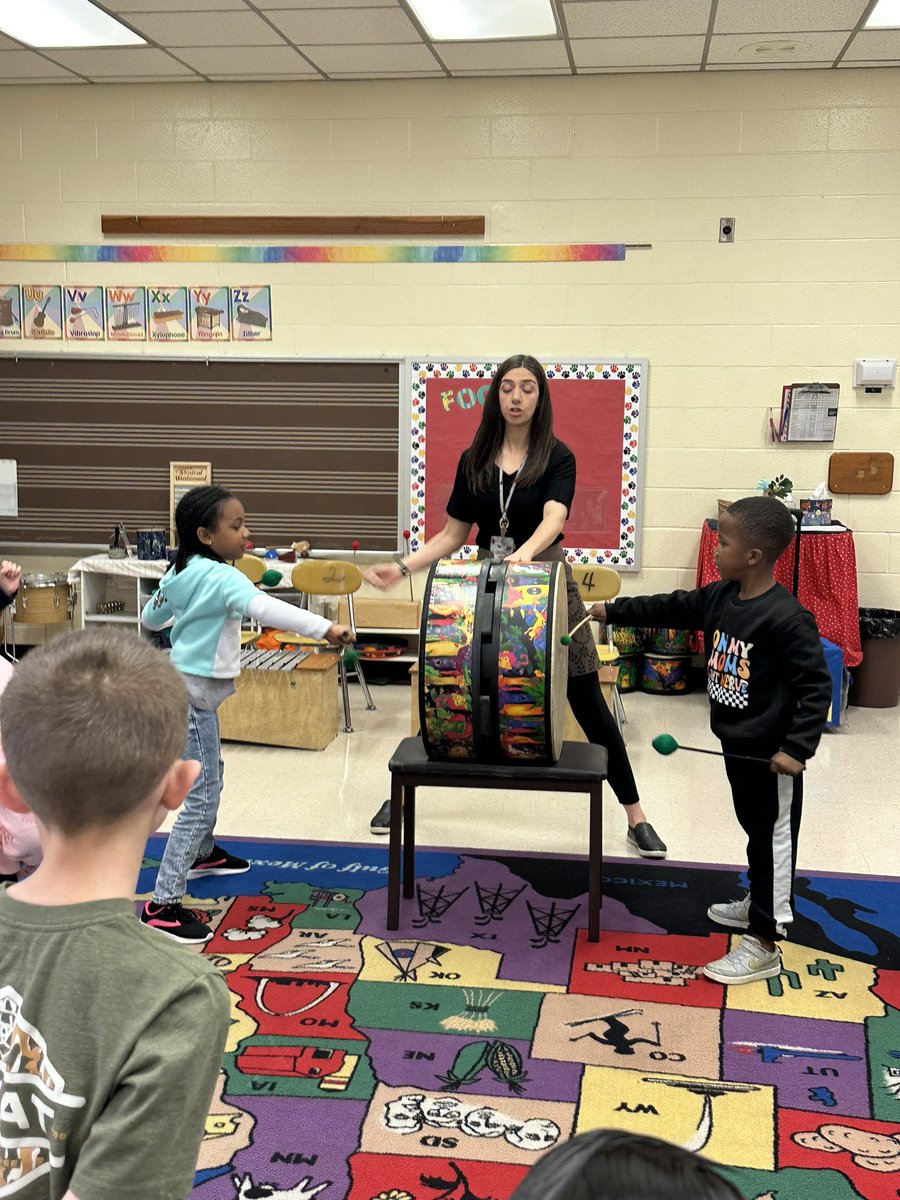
left=490, top=457, right=525, bottom=561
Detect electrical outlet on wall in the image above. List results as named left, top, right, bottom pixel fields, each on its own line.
left=719, top=217, right=735, bottom=243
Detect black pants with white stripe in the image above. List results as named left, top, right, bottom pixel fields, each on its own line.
left=722, top=740, right=803, bottom=943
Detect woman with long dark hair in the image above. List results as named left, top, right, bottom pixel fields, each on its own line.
left=365, top=354, right=666, bottom=856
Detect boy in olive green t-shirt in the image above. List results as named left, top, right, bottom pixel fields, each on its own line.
left=0, top=629, right=230, bottom=1200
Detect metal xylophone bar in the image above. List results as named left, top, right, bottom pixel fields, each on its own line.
left=240, top=647, right=312, bottom=671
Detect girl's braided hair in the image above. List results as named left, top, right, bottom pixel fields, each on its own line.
left=173, top=485, right=235, bottom=573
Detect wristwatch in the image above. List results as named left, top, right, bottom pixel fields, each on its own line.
left=395, top=559, right=411, bottom=577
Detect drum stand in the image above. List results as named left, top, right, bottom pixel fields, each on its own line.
left=1, top=608, right=16, bottom=663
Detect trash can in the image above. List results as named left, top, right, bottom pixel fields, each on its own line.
left=848, top=608, right=900, bottom=709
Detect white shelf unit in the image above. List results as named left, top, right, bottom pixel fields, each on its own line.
left=75, top=564, right=164, bottom=638
left=353, top=625, right=420, bottom=667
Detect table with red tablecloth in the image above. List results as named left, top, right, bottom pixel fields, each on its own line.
left=693, top=519, right=862, bottom=667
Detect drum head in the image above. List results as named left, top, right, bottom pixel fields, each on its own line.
left=496, top=560, right=567, bottom=763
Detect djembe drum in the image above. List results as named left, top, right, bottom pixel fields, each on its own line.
left=419, top=557, right=568, bottom=763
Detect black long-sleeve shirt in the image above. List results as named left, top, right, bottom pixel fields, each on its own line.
left=0, top=589, right=15, bottom=613
left=607, top=580, right=831, bottom=762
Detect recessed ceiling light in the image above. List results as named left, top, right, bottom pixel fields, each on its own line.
left=0, top=0, right=146, bottom=48
left=408, top=0, right=556, bottom=42
left=865, top=0, right=900, bottom=28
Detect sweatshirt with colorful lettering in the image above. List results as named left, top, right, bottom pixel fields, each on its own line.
left=606, top=580, right=831, bottom=762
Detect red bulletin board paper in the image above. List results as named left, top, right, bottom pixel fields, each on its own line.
left=410, top=360, right=645, bottom=568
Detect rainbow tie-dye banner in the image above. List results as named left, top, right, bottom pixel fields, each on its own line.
left=0, top=243, right=625, bottom=264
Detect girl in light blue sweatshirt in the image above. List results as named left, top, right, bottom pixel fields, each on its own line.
left=141, top=486, right=352, bottom=943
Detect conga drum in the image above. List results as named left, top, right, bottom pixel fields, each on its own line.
left=419, top=558, right=568, bottom=763
left=13, top=574, right=73, bottom=625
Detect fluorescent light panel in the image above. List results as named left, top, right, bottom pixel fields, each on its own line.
left=0, top=0, right=146, bottom=47
left=865, top=0, right=900, bottom=28
left=408, top=0, right=556, bottom=41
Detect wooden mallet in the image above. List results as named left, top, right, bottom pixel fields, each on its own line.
left=560, top=610, right=595, bottom=646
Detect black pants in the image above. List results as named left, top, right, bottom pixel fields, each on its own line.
left=723, top=741, right=803, bottom=943
left=566, top=671, right=640, bottom=808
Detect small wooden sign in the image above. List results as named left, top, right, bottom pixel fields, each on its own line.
left=170, top=461, right=213, bottom=543
left=828, top=452, right=894, bottom=495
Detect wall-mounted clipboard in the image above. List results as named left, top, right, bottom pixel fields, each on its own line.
left=777, top=383, right=840, bottom=442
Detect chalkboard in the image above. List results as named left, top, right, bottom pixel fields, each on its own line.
left=405, top=358, right=647, bottom=568
left=0, top=356, right=401, bottom=551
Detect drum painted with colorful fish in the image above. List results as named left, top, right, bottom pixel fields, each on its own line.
left=647, top=627, right=692, bottom=655
left=641, top=653, right=691, bottom=695
left=612, top=625, right=643, bottom=654
left=615, top=652, right=641, bottom=693
left=419, top=557, right=568, bottom=763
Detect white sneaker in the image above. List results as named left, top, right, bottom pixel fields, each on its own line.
left=707, top=893, right=751, bottom=930
left=703, top=934, right=781, bottom=985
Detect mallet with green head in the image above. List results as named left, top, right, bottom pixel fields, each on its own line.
left=651, top=733, right=772, bottom=765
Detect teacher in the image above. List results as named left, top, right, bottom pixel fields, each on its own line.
left=364, top=354, right=667, bottom=858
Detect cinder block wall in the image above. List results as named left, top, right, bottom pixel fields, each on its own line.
left=1, top=70, right=897, bottom=603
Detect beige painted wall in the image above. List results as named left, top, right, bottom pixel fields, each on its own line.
left=0, top=69, right=898, bottom=606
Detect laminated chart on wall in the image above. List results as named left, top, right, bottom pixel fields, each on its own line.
left=0, top=285, right=21, bottom=338
left=105, top=286, right=147, bottom=342
left=407, top=359, right=647, bottom=569
left=230, top=286, right=272, bottom=341
left=64, top=286, right=105, bottom=341
left=148, top=286, right=189, bottom=342
left=22, top=285, right=62, bottom=341
left=190, top=286, right=230, bottom=342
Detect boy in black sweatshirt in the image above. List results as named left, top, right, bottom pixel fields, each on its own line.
left=590, top=497, right=831, bottom=985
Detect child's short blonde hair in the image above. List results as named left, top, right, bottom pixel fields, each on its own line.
left=0, top=629, right=187, bottom=835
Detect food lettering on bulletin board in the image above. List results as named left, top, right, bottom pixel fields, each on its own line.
left=408, top=359, right=646, bottom=569
left=0, top=284, right=272, bottom=344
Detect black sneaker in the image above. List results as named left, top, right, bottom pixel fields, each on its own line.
left=187, top=843, right=250, bottom=879
left=626, top=822, right=668, bottom=858
left=369, top=799, right=395, bottom=835
left=140, top=900, right=213, bottom=944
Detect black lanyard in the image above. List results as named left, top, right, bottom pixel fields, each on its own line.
left=498, top=455, right=526, bottom=536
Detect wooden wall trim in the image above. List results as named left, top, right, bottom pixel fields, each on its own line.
left=101, top=215, right=485, bottom=237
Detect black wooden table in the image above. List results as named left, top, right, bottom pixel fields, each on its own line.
left=385, top=737, right=608, bottom=941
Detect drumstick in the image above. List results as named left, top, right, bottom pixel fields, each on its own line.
left=352, top=540, right=359, bottom=563
left=402, top=529, right=413, bottom=602
left=560, top=611, right=595, bottom=646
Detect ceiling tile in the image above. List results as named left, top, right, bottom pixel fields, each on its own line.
left=0, top=50, right=79, bottom=78
left=714, top=0, right=865, bottom=35
left=438, top=38, right=569, bottom=72
left=706, top=61, right=832, bottom=70
left=176, top=45, right=318, bottom=74
left=454, top=67, right=573, bottom=76
left=0, top=33, right=23, bottom=49
left=839, top=58, right=900, bottom=66
left=123, top=11, right=284, bottom=47
left=265, top=6, right=420, bottom=45
left=105, top=0, right=247, bottom=10
left=843, top=29, right=900, bottom=60
left=260, top=0, right=394, bottom=6
left=564, top=0, right=712, bottom=39
left=45, top=47, right=196, bottom=76
left=572, top=34, right=705, bottom=67
left=708, top=31, right=848, bottom=64
left=305, top=42, right=438, bottom=73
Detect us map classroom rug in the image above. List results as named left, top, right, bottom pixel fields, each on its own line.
left=138, top=838, right=900, bottom=1200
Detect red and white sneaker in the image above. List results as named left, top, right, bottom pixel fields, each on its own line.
left=187, top=844, right=250, bottom=879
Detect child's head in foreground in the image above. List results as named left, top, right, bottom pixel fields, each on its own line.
left=716, top=495, right=797, bottom=580
left=509, top=1128, right=742, bottom=1200
left=0, top=628, right=188, bottom=837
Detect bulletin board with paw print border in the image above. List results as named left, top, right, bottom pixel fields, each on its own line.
left=406, top=359, right=647, bottom=569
